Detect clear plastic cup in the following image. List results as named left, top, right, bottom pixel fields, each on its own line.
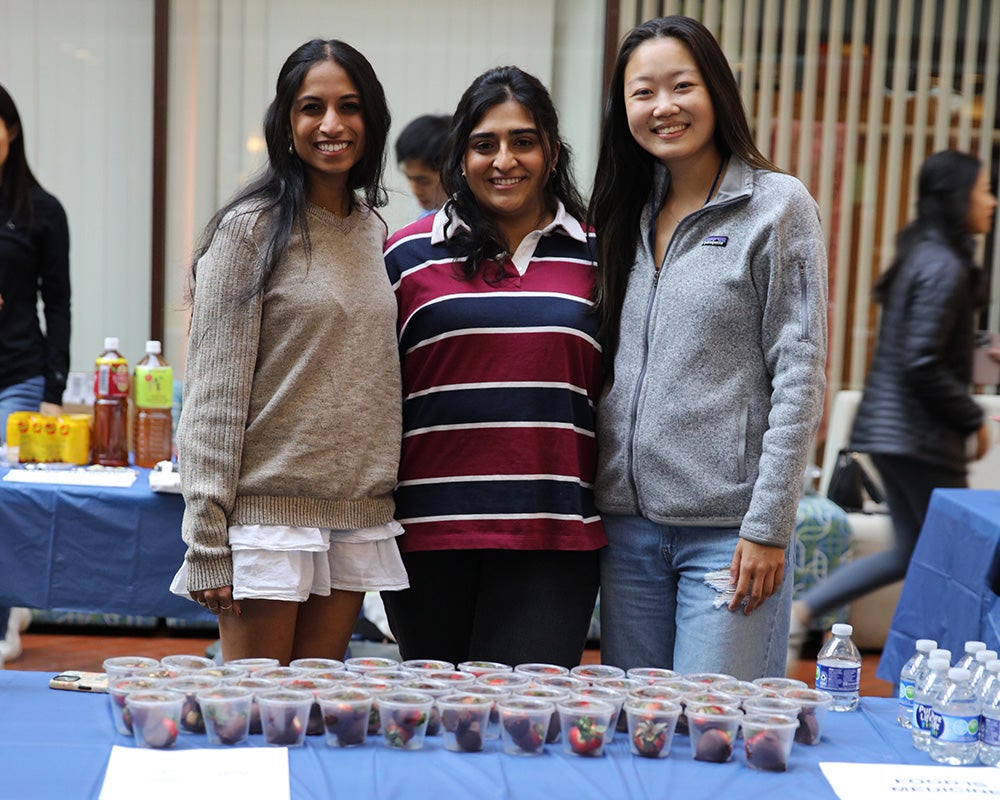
left=686, top=702, right=743, bottom=763
left=458, top=660, right=512, bottom=678
left=498, top=697, right=554, bottom=756
left=629, top=685, right=684, bottom=703
left=570, top=664, right=626, bottom=683
left=573, top=686, right=626, bottom=742
left=684, top=672, right=737, bottom=686
left=108, top=676, right=162, bottom=735
left=715, top=679, right=768, bottom=704
left=475, top=672, right=531, bottom=692
left=463, top=684, right=511, bottom=739
left=781, top=687, right=833, bottom=745
left=742, top=695, right=801, bottom=719
left=316, top=687, right=373, bottom=747
left=398, top=678, right=451, bottom=736
left=197, top=686, right=253, bottom=746
left=596, top=678, right=643, bottom=732
left=201, top=665, right=250, bottom=681
left=684, top=689, right=741, bottom=710
left=364, top=668, right=417, bottom=685
left=626, top=667, right=679, bottom=684
left=160, top=654, right=215, bottom=672
left=279, top=676, right=336, bottom=735
left=376, top=691, right=435, bottom=750
left=514, top=663, right=570, bottom=683
left=437, top=693, right=493, bottom=752
left=289, top=657, right=345, bottom=673
left=346, top=677, right=394, bottom=736
left=257, top=688, right=314, bottom=747
left=514, top=687, right=570, bottom=743
left=165, top=674, right=220, bottom=733
left=345, top=656, right=400, bottom=673
left=423, top=670, right=477, bottom=687
left=401, top=659, right=454, bottom=673
left=557, top=697, right=615, bottom=757
left=126, top=689, right=185, bottom=749
left=535, top=674, right=589, bottom=693
left=221, top=676, right=278, bottom=735
left=742, top=713, right=800, bottom=771
left=255, top=666, right=306, bottom=683
left=624, top=698, right=682, bottom=758
left=751, top=676, right=807, bottom=695
left=223, top=657, right=280, bottom=674
left=102, top=656, right=160, bottom=682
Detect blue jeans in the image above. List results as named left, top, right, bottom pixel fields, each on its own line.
left=599, top=515, right=793, bottom=680
left=0, top=375, right=44, bottom=635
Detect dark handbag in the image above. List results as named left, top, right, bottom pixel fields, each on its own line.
left=827, top=449, right=885, bottom=512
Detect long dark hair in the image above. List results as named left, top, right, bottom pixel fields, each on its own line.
left=875, top=150, right=984, bottom=304
left=588, top=15, right=777, bottom=367
left=190, top=39, right=390, bottom=303
left=440, top=66, right=586, bottom=281
left=0, top=83, right=41, bottom=225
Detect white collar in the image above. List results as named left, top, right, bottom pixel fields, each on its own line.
left=429, top=199, right=587, bottom=246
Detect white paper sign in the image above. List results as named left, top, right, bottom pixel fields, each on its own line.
left=821, top=762, right=1000, bottom=799
left=98, top=746, right=290, bottom=800
left=3, top=468, right=137, bottom=487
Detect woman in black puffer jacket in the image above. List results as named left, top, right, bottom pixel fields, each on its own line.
left=792, top=150, right=996, bottom=635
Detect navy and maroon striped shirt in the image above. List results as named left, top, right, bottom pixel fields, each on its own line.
left=384, top=205, right=606, bottom=553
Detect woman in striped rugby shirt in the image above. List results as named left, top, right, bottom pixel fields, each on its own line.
left=381, top=66, right=605, bottom=668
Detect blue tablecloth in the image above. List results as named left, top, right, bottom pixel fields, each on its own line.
left=0, top=670, right=953, bottom=800
left=0, top=466, right=212, bottom=622
left=878, top=489, right=1000, bottom=682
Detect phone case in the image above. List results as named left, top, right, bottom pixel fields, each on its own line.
left=49, top=670, right=109, bottom=693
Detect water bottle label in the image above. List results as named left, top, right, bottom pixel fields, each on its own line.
left=898, top=678, right=915, bottom=706
left=914, top=702, right=937, bottom=731
left=981, top=716, right=1000, bottom=746
left=94, top=357, right=130, bottom=398
left=931, top=713, right=979, bottom=743
left=134, top=365, right=173, bottom=408
left=817, top=663, right=860, bottom=693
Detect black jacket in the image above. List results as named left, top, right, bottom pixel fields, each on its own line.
left=850, top=228, right=983, bottom=472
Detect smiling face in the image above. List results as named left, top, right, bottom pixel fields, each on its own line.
left=968, top=168, right=997, bottom=235
left=461, top=99, right=557, bottom=231
left=290, top=59, right=366, bottom=209
left=623, top=36, right=717, bottom=168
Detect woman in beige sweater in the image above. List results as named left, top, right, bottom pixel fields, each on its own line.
left=171, top=39, right=407, bottom=663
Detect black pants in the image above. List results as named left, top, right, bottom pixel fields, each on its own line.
left=381, top=549, right=600, bottom=669
left=803, top=453, right=966, bottom=617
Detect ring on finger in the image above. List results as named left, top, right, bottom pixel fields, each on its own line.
left=219, top=603, right=233, bottom=610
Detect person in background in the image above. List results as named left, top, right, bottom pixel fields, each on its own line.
left=790, top=150, right=997, bottom=649
left=381, top=66, right=605, bottom=668
left=589, top=16, right=828, bottom=680
left=170, top=39, right=407, bottom=663
left=0, top=83, right=71, bottom=664
left=395, top=113, right=450, bottom=217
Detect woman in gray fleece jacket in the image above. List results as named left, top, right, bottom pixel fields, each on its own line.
left=588, top=16, right=827, bottom=680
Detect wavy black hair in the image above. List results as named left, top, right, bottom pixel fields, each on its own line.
left=588, top=16, right=777, bottom=369
left=190, top=39, right=390, bottom=303
left=0, top=83, right=41, bottom=225
left=875, top=150, right=985, bottom=304
left=440, top=65, right=586, bottom=281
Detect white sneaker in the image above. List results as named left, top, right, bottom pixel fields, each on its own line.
left=0, top=629, right=22, bottom=664
left=9, top=607, right=31, bottom=633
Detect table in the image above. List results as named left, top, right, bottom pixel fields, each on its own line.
left=0, top=670, right=950, bottom=800
left=878, top=489, right=1000, bottom=683
left=0, top=466, right=212, bottom=622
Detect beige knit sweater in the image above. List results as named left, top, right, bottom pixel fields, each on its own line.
left=178, top=200, right=402, bottom=592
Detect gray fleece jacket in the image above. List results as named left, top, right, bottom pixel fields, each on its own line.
left=595, top=156, right=827, bottom=549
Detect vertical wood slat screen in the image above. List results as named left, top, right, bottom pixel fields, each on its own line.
left=612, top=0, right=1000, bottom=431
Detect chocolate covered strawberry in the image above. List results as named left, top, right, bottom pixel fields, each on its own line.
left=504, top=715, right=545, bottom=752
left=324, top=704, right=368, bottom=746
left=745, top=729, right=788, bottom=771
left=694, top=728, right=732, bottom=762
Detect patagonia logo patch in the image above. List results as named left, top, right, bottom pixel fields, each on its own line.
left=702, top=236, right=728, bottom=247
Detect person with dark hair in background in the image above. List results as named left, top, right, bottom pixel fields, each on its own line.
left=791, top=150, right=997, bottom=647
left=395, top=113, right=451, bottom=217
left=588, top=16, right=827, bottom=680
left=170, top=39, right=407, bottom=664
left=0, top=83, right=71, bottom=664
left=381, top=66, right=605, bottom=668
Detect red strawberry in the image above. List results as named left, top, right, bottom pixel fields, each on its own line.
left=383, top=722, right=414, bottom=747
left=567, top=717, right=605, bottom=756
left=631, top=717, right=668, bottom=757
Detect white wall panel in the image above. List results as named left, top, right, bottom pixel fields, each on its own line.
left=0, top=0, right=154, bottom=375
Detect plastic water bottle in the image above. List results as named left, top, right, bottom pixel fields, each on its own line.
left=929, top=667, right=979, bottom=765
left=970, top=650, right=998, bottom=696
left=979, top=664, right=1000, bottom=766
left=978, top=660, right=1000, bottom=704
left=898, top=639, right=937, bottom=727
left=816, top=623, right=862, bottom=711
left=912, top=656, right=951, bottom=751
left=956, top=641, right=987, bottom=672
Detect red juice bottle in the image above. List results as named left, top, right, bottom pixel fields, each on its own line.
left=92, top=337, right=130, bottom=466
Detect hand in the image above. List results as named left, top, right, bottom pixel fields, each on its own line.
left=972, top=422, right=991, bottom=461
left=728, top=539, right=786, bottom=615
left=39, top=402, right=62, bottom=417
left=191, top=586, right=241, bottom=617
